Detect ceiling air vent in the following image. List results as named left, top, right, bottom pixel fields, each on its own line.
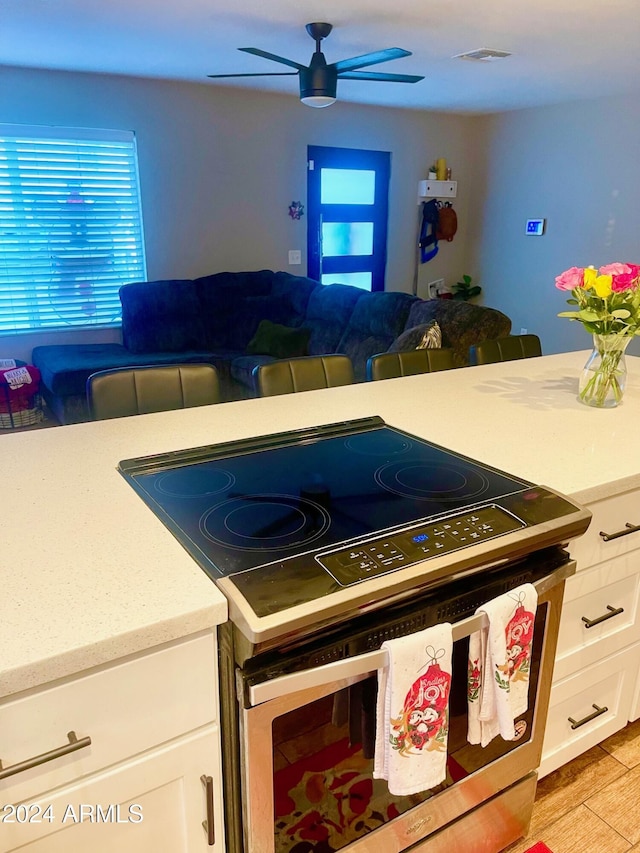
left=454, top=48, right=512, bottom=62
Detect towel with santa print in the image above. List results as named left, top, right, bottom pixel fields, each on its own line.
left=467, top=583, right=537, bottom=747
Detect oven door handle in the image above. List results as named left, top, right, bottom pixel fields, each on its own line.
left=247, top=565, right=572, bottom=707
left=249, top=612, right=485, bottom=706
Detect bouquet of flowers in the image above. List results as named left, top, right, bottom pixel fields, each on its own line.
left=555, top=263, right=640, bottom=406
left=555, top=263, right=640, bottom=334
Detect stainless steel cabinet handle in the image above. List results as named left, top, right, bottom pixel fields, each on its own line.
left=0, top=731, right=91, bottom=780
left=581, top=605, right=624, bottom=628
left=568, top=704, right=608, bottom=730
left=599, top=522, right=640, bottom=542
left=201, top=774, right=215, bottom=846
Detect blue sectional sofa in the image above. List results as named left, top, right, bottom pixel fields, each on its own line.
left=32, top=270, right=512, bottom=424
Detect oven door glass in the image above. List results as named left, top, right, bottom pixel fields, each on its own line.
left=240, top=602, right=550, bottom=853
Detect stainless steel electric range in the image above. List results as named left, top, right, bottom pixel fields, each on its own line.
left=119, top=416, right=591, bottom=853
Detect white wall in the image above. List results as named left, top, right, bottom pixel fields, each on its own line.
left=4, top=66, right=640, bottom=364
left=0, top=65, right=482, bottom=362
left=473, top=93, right=640, bottom=357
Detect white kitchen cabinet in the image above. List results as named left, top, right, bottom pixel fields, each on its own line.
left=0, top=631, right=224, bottom=853
left=1, top=729, right=221, bottom=852
left=540, top=488, right=640, bottom=777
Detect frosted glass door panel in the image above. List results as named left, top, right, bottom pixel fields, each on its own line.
left=320, top=169, right=375, bottom=205
left=308, top=146, right=390, bottom=292
left=321, top=273, right=372, bottom=290
left=322, top=222, right=374, bottom=257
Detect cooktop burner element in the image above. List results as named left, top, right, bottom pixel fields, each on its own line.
left=155, top=466, right=236, bottom=498
left=375, top=460, right=489, bottom=501
left=119, top=416, right=590, bottom=643
left=344, top=430, right=413, bottom=456
left=200, top=493, right=331, bottom=551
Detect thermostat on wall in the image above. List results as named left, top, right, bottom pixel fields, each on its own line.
left=526, top=219, right=546, bottom=236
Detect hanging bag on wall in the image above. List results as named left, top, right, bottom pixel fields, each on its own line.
left=436, top=202, right=458, bottom=242
left=419, top=199, right=440, bottom=263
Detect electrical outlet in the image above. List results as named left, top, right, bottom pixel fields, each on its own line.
left=288, top=250, right=302, bottom=265
left=520, top=327, right=528, bottom=335
left=428, top=279, right=444, bottom=299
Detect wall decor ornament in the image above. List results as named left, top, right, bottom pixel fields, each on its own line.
left=288, top=201, right=304, bottom=220
left=555, top=262, right=640, bottom=407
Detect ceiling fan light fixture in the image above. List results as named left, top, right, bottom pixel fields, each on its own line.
left=299, top=65, right=337, bottom=108
left=301, top=95, right=337, bottom=108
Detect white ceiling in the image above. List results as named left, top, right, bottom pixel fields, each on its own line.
left=3, top=0, right=640, bottom=113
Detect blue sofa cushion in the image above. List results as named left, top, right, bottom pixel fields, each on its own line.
left=337, top=291, right=417, bottom=380
left=31, top=343, right=227, bottom=397
left=303, top=284, right=364, bottom=356
left=120, top=280, right=207, bottom=353
left=195, top=269, right=274, bottom=297
left=271, top=271, right=319, bottom=318
left=196, top=270, right=278, bottom=349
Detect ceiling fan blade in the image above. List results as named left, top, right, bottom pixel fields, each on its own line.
left=239, top=47, right=306, bottom=71
left=208, top=72, right=298, bottom=78
left=338, top=70, right=424, bottom=83
left=332, top=47, right=411, bottom=74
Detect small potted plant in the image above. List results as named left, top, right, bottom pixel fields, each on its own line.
left=428, top=165, right=438, bottom=179
left=452, top=274, right=482, bottom=301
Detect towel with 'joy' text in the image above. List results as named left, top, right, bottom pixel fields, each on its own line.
left=374, top=622, right=453, bottom=796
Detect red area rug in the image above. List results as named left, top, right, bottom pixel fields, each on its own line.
left=274, top=737, right=423, bottom=851
left=523, top=843, right=553, bottom=853
left=274, top=737, right=467, bottom=851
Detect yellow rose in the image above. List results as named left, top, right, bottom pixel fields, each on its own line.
left=593, top=274, right=612, bottom=297
left=583, top=267, right=597, bottom=288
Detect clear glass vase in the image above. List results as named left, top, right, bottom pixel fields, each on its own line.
left=578, top=333, right=631, bottom=408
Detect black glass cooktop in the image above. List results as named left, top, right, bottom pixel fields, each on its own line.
left=119, top=417, right=534, bottom=580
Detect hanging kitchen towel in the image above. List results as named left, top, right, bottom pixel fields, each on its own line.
left=374, top=623, right=453, bottom=795
left=467, top=583, right=537, bottom=748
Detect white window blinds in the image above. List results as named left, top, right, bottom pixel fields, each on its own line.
left=0, top=124, right=146, bottom=333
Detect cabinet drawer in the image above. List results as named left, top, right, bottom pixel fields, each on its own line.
left=553, top=553, right=640, bottom=680
left=540, top=644, right=639, bottom=778
left=569, top=490, right=640, bottom=572
left=0, top=632, right=217, bottom=806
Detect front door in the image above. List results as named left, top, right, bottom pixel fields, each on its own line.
left=307, top=146, right=390, bottom=292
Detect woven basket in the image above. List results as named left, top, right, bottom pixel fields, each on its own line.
left=0, top=395, right=44, bottom=429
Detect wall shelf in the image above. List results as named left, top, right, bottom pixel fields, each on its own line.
left=418, top=179, right=457, bottom=202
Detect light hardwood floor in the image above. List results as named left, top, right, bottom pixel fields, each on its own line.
left=506, top=719, right=640, bottom=853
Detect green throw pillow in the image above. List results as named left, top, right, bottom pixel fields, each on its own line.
left=246, top=319, right=311, bottom=359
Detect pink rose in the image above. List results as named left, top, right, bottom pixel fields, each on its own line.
left=599, top=263, right=631, bottom=276
left=611, top=273, right=638, bottom=292
left=555, top=267, right=584, bottom=291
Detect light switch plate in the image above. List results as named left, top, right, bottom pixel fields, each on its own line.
left=526, top=219, right=546, bottom=236
left=288, top=250, right=302, bottom=265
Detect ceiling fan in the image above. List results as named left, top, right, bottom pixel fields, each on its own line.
left=207, top=22, right=424, bottom=108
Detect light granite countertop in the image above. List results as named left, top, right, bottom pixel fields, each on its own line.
left=2, top=350, right=639, bottom=699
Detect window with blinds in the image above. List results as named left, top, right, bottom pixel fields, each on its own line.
left=0, top=124, right=146, bottom=333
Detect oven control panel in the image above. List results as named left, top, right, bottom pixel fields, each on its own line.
left=318, top=505, right=525, bottom=585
